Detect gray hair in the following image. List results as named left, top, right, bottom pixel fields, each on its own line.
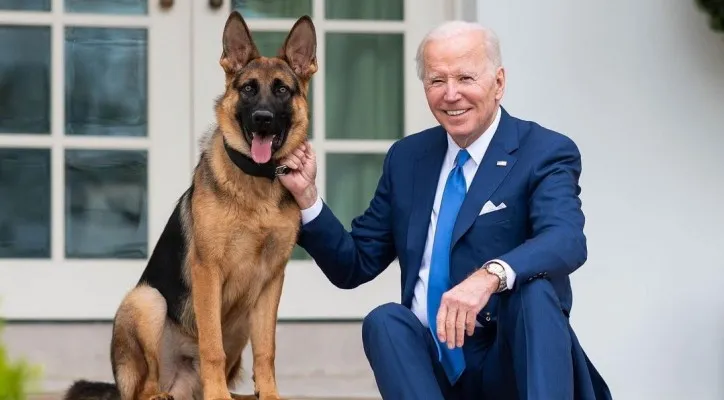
left=415, top=20, right=502, bottom=80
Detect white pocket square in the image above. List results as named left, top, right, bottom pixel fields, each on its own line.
left=479, top=200, right=506, bottom=216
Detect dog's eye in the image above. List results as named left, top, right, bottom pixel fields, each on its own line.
left=277, top=86, right=287, bottom=94
left=242, top=85, right=253, bottom=92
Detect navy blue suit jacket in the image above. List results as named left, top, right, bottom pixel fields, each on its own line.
left=299, top=107, right=586, bottom=323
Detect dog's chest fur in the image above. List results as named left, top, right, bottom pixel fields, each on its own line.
left=186, top=148, right=301, bottom=324
left=206, top=192, right=299, bottom=312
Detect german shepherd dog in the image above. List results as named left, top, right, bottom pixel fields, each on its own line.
left=63, top=11, right=316, bottom=400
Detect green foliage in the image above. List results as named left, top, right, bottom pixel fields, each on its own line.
left=696, top=0, right=724, bottom=32
left=0, top=319, right=42, bottom=400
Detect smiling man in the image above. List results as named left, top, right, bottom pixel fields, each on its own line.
left=279, top=21, right=612, bottom=400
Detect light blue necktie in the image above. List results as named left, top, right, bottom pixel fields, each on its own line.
left=428, top=148, right=470, bottom=385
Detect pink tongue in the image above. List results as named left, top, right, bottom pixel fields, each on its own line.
left=250, top=134, right=273, bottom=163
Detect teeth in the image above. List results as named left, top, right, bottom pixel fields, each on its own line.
left=446, top=110, right=466, bottom=116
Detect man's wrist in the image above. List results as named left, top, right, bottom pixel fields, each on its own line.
left=484, top=271, right=501, bottom=293
left=472, top=267, right=501, bottom=294
left=295, top=186, right=318, bottom=210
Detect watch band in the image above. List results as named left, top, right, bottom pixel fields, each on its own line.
left=484, top=262, right=507, bottom=293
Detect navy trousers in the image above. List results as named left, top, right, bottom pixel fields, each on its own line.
left=362, top=279, right=581, bottom=400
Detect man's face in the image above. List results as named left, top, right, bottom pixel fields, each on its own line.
left=422, top=31, right=505, bottom=147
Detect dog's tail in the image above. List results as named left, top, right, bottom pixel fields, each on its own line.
left=62, top=380, right=120, bottom=400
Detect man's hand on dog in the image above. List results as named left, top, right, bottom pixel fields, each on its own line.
left=279, top=141, right=318, bottom=209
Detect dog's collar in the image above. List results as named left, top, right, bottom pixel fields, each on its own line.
left=223, top=138, right=289, bottom=180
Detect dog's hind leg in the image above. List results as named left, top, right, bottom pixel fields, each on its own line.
left=112, top=285, right=173, bottom=400
left=248, top=273, right=285, bottom=400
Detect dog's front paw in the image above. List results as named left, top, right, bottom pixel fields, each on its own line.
left=149, top=393, right=174, bottom=400
left=228, top=394, right=258, bottom=400
left=207, top=394, right=233, bottom=400
left=258, top=394, right=285, bottom=400
left=205, top=389, right=233, bottom=400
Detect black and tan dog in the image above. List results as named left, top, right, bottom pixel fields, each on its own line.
left=63, top=11, right=316, bottom=400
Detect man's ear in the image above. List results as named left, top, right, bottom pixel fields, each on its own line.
left=220, top=11, right=260, bottom=77
left=279, top=15, right=318, bottom=80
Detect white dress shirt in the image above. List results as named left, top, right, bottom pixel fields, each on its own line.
left=300, top=106, right=516, bottom=328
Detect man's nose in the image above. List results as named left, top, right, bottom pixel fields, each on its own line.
left=443, top=82, right=460, bottom=102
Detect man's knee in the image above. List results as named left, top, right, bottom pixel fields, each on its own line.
left=504, top=278, right=564, bottom=318
left=517, top=277, right=558, bottom=301
left=363, top=303, right=409, bottom=335
left=362, top=303, right=416, bottom=350
left=499, top=278, right=572, bottom=367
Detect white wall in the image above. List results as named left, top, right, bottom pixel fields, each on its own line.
left=475, top=0, right=724, bottom=399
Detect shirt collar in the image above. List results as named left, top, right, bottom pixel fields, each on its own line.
left=445, top=105, right=502, bottom=166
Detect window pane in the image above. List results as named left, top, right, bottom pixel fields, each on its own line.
left=0, top=149, right=51, bottom=258
left=252, top=31, right=314, bottom=139
left=326, top=0, right=403, bottom=20
left=0, top=0, right=50, bottom=11
left=325, top=153, right=386, bottom=231
left=65, top=0, right=147, bottom=15
left=65, top=150, right=148, bottom=259
left=0, top=26, right=51, bottom=134
left=252, top=31, right=288, bottom=57
left=325, top=33, right=403, bottom=140
left=65, top=27, right=148, bottom=137
left=232, top=0, right=312, bottom=19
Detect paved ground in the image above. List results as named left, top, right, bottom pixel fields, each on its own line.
left=5, top=322, right=381, bottom=400
left=30, top=396, right=376, bottom=400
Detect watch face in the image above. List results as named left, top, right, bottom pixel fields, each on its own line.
left=489, top=264, right=503, bottom=274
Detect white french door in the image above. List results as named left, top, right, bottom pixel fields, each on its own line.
left=0, top=0, right=449, bottom=320
left=0, top=0, right=192, bottom=319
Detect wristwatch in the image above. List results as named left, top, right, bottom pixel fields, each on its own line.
left=484, top=262, right=508, bottom=293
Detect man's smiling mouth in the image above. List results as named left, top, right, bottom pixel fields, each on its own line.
left=445, top=109, right=469, bottom=116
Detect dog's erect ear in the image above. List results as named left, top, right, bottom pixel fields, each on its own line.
left=220, top=11, right=260, bottom=76
left=279, top=15, right=317, bottom=79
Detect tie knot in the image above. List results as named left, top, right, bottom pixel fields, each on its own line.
left=455, top=149, right=470, bottom=168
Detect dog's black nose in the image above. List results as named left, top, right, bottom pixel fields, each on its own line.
left=252, top=110, right=273, bottom=126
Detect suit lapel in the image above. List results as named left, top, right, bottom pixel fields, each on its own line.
left=404, top=128, right=447, bottom=299
left=451, top=108, right=519, bottom=248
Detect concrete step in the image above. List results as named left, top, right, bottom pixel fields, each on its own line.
left=3, top=322, right=382, bottom=400
left=30, top=396, right=371, bottom=400
left=29, top=396, right=371, bottom=400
